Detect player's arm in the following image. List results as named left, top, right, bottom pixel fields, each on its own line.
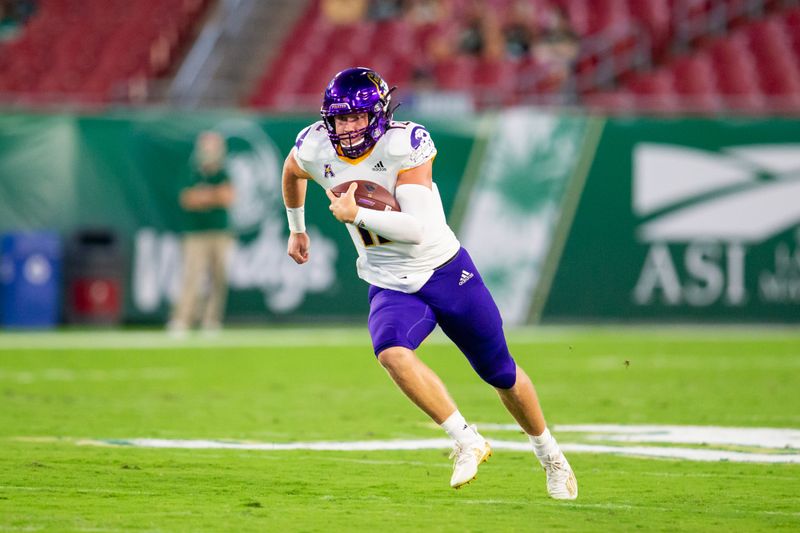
left=180, top=181, right=234, bottom=210
left=283, top=148, right=312, bottom=264
left=179, top=187, right=203, bottom=210
left=325, top=160, right=435, bottom=245
left=213, top=182, right=235, bottom=207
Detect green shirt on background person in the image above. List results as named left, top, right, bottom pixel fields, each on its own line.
left=182, top=166, right=230, bottom=233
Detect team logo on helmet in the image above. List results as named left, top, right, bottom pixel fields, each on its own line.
left=366, top=71, right=387, bottom=96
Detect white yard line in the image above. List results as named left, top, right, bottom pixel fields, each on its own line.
left=57, top=436, right=800, bottom=464
left=559, top=443, right=800, bottom=463
left=13, top=424, right=800, bottom=464
left=480, top=423, right=800, bottom=449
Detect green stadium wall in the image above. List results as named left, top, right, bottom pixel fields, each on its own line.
left=0, top=110, right=797, bottom=324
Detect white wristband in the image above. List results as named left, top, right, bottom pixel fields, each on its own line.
left=286, top=206, right=306, bottom=233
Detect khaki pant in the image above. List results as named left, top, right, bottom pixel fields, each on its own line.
left=171, top=231, right=233, bottom=328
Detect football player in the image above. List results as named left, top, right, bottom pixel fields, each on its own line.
left=282, top=67, right=577, bottom=499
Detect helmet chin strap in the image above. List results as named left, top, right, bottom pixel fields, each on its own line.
left=385, top=86, right=399, bottom=119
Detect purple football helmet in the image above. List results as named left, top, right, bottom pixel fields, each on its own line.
left=321, top=67, right=394, bottom=159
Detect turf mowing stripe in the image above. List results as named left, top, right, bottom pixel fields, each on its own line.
left=0, top=367, right=183, bottom=383
left=1, top=326, right=798, bottom=351
left=0, top=328, right=376, bottom=350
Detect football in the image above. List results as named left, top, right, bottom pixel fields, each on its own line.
left=330, top=180, right=401, bottom=212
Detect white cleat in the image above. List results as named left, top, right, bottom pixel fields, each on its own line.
left=540, top=451, right=578, bottom=500
left=449, top=438, right=492, bottom=489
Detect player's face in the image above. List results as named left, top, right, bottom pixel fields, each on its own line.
left=334, top=113, right=369, bottom=147
left=197, top=131, right=225, bottom=166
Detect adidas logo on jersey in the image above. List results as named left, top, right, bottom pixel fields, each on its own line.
left=372, top=161, right=387, bottom=172
left=459, top=270, right=473, bottom=286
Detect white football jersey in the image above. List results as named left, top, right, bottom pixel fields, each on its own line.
left=293, top=120, right=460, bottom=293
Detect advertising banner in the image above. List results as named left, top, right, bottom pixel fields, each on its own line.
left=0, top=111, right=477, bottom=323
left=457, top=109, right=598, bottom=324
left=543, top=118, right=800, bottom=322
left=2, top=111, right=797, bottom=324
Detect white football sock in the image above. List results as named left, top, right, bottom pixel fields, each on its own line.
left=529, top=427, right=559, bottom=458
left=441, top=410, right=480, bottom=445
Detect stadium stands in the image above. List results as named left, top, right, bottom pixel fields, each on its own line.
left=618, top=7, right=800, bottom=113
left=0, top=0, right=212, bottom=104
left=249, top=0, right=800, bottom=114
left=1, top=0, right=798, bottom=113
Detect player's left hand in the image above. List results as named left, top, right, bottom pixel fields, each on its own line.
left=325, top=182, right=358, bottom=224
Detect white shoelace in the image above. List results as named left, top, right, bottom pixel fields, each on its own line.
left=542, top=452, right=576, bottom=497
left=543, top=453, right=569, bottom=477
left=542, top=452, right=565, bottom=470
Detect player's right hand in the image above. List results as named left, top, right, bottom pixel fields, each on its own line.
left=287, top=232, right=310, bottom=264
left=325, top=182, right=358, bottom=224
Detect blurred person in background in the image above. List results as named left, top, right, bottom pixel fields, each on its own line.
left=405, top=0, right=454, bottom=91
left=403, top=0, right=451, bottom=26
left=420, top=0, right=504, bottom=66
left=168, top=131, right=235, bottom=336
left=322, top=0, right=368, bottom=25
left=503, top=0, right=541, bottom=59
left=532, top=4, right=579, bottom=98
left=534, top=5, right=579, bottom=65
left=0, top=0, right=37, bottom=40
left=368, top=0, right=403, bottom=21
left=458, top=0, right=504, bottom=60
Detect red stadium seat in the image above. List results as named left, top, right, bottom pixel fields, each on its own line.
left=0, top=0, right=211, bottom=103
left=625, top=70, right=678, bottom=112
left=588, top=0, right=630, bottom=34
left=473, top=59, right=516, bottom=106
left=249, top=0, right=800, bottom=112
left=370, top=19, right=416, bottom=59
left=670, top=54, right=720, bottom=111
left=708, top=36, right=764, bottom=111
left=434, top=56, right=477, bottom=91
left=627, top=0, right=672, bottom=57
left=582, top=90, right=632, bottom=113
left=555, top=0, right=591, bottom=36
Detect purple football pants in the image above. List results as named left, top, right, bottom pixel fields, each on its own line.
left=367, top=247, right=517, bottom=389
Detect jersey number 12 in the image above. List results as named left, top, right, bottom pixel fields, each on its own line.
left=358, top=227, right=392, bottom=247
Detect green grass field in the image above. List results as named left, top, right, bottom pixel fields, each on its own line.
left=1, top=327, right=799, bottom=532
